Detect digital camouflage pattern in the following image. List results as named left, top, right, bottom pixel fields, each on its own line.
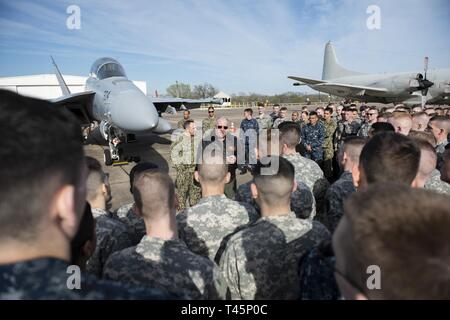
left=177, top=118, right=191, bottom=129
left=114, top=202, right=146, bottom=245
left=219, top=214, right=330, bottom=300
left=272, top=117, right=288, bottom=129
left=357, top=122, right=372, bottom=138
left=323, top=119, right=337, bottom=160
left=236, top=180, right=316, bottom=220
left=256, top=114, right=273, bottom=130
left=282, top=153, right=330, bottom=223
left=298, top=240, right=340, bottom=300
left=202, top=117, right=216, bottom=134
left=301, top=122, right=325, bottom=161
left=177, top=194, right=259, bottom=261
left=324, top=171, right=356, bottom=233
left=0, top=257, right=171, bottom=300
left=334, top=120, right=361, bottom=151
left=424, top=169, right=450, bottom=196
left=86, top=208, right=133, bottom=278
left=170, top=133, right=202, bottom=210
left=103, top=236, right=227, bottom=300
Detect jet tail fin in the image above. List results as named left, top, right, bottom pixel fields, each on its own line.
left=51, top=56, right=71, bottom=96
left=322, top=42, right=363, bottom=80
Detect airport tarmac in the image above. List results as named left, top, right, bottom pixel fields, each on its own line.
left=83, top=103, right=391, bottom=211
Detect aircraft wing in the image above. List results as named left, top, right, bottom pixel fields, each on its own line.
left=288, top=76, right=327, bottom=85
left=51, top=91, right=96, bottom=126
left=314, top=82, right=388, bottom=96
left=150, top=97, right=221, bottom=113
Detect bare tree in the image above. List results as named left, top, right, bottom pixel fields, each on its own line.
left=166, top=82, right=192, bottom=98
left=193, top=83, right=219, bottom=99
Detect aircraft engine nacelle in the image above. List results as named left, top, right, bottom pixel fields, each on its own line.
left=152, top=117, right=172, bottom=134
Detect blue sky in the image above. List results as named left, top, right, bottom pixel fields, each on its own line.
left=0, top=0, right=449, bottom=95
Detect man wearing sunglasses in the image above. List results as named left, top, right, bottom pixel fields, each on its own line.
left=357, top=107, right=378, bottom=138
left=202, top=117, right=240, bottom=199
left=202, top=106, right=216, bottom=136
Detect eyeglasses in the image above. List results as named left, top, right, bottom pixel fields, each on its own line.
left=217, top=126, right=228, bottom=129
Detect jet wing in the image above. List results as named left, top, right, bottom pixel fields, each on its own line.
left=313, top=82, right=388, bottom=96
left=51, top=91, right=96, bottom=126
left=151, top=97, right=221, bottom=113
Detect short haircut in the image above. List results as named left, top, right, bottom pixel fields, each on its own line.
left=430, top=115, right=450, bottom=132
left=316, top=106, right=324, bottom=111
left=369, top=122, right=395, bottom=136
left=71, top=202, right=95, bottom=265
left=279, top=122, right=301, bottom=149
left=253, top=156, right=295, bottom=206
left=184, top=110, right=191, bottom=114
left=257, top=102, right=264, bottom=107
left=197, top=149, right=228, bottom=184
left=133, top=170, right=175, bottom=219
left=408, top=130, right=437, bottom=146
left=0, top=90, right=84, bottom=241
left=129, top=162, right=159, bottom=193
left=342, top=183, right=450, bottom=299
left=309, top=111, right=318, bottom=117
left=208, top=106, right=215, bottom=111
left=280, top=106, right=288, bottom=112
left=244, top=108, right=253, bottom=115
left=342, top=137, right=366, bottom=163
left=412, top=111, right=428, bottom=119
left=359, top=132, right=420, bottom=185
left=324, top=107, right=333, bottom=113
left=183, top=119, right=194, bottom=130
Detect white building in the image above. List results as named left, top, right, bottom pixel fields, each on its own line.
left=214, top=91, right=231, bottom=107
left=0, top=74, right=147, bottom=99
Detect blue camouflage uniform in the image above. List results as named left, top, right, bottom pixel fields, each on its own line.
left=301, top=122, right=326, bottom=162
left=240, top=118, right=259, bottom=168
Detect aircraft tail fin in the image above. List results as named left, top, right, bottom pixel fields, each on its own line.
left=51, top=56, right=71, bottom=96
left=322, top=42, right=363, bottom=80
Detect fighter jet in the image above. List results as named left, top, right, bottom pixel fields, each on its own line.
left=51, top=57, right=216, bottom=165
left=288, top=42, right=450, bottom=107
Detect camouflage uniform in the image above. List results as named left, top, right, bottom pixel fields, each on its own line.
left=202, top=116, right=216, bottom=135
left=114, top=202, right=146, bottom=245
left=334, top=120, right=361, bottom=152
left=177, top=118, right=191, bottom=129
left=86, top=208, right=133, bottom=278
left=323, top=119, right=337, bottom=161
left=0, top=257, right=171, bottom=299
left=425, top=169, right=450, bottom=196
left=177, top=194, right=259, bottom=262
left=324, top=171, right=356, bottom=233
left=269, top=112, right=279, bottom=123
left=272, top=117, right=288, bottom=129
left=219, top=214, right=330, bottom=300
left=240, top=118, right=259, bottom=168
left=282, top=153, right=330, bottom=224
left=436, top=139, right=449, bottom=170
left=301, top=122, right=325, bottom=162
left=298, top=240, right=340, bottom=300
left=236, top=180, right=316, bottom=220
left=103, top=236, right=227, bottom=300
left=256, top=114, right=273, bottom=130
left=170, top=133, right=202, bottom=210
left=357, top=122, right=372, bottom=138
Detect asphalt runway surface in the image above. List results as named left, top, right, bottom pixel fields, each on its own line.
left=83, top=103, right=396, bottom=211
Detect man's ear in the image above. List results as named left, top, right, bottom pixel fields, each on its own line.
left=250, top=182, right=258, bottom=199
left=352, top=164, right=361, bottom=188
left=101, top=183, right=108, bottom=197
left=292, top=180, right=298, bottom=193
left=410, top=177, right=420, bottom=188
left=194, top=171, right=200, bottom=183
left=51, top=185, right=81, bottom=240
left=224, top=172, right=231, bottom=184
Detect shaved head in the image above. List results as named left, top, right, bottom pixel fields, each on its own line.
left=390, top=113, right=413, bottom=136
left=197, top=150, right=228, bottom=184
left=411, top=112, right=429, bottom=132
left=413, top=140, right=437, bottom=187
left=133, top=171, right=175, bottom=220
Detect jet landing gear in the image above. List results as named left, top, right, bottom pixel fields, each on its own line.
left=103, top=137, right=140, bottom=166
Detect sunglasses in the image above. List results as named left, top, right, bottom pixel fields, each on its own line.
left=208, top=110, right=215, bottom=113
left=217, top=126, right=228, bottom=129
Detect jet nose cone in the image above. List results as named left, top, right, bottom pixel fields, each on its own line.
left=110, top=90, right=159, bottom=132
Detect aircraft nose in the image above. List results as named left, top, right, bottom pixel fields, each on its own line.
left=110, top=90, right=159, bottom=132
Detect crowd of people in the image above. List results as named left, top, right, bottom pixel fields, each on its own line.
left=1, top=89, right=450, bottom=300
